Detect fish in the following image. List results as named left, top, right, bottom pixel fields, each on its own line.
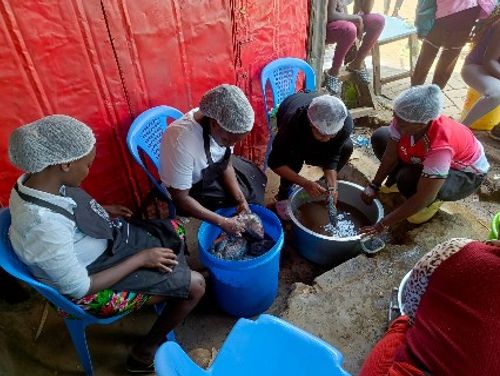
left=210, top=212, right=273, bottom=260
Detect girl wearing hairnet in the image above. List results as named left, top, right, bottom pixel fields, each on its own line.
left=361, top=84, right=489, bottom=235
left=159, top=84, right=266, bottom=235
left=8, top=115, right=205, bottom=372
left=267, top=92, right=353, bottom=220
left=360, top=229, right=500, bottom=376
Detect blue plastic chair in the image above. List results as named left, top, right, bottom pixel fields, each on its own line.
left=155, top=314, right=350, bottom=376
left=260, top=57, right=316, bottom=123
left=127, top=105, right=184, bottom=217
left=0, top=209, right=173, bottom=375
left=260, top=58, right=316, bottom=165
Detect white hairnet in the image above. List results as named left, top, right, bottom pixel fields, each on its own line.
left=307, top=95, right=348, bottom=136
left=199, top=84, right=255, bottom=134
left=393, top=84, right=444, bottom=124
left=9, top=115, right=96, bottom=173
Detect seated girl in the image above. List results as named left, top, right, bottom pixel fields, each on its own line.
left=461, top=6, right=500, bottom=137
left=359, top=231, right=500, bottom=375
left=8, top=115, right=205, bottom=373
left=325, top=0, right=385, bottom=95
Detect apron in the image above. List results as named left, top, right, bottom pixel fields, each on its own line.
left=188, top=122, right=267, bottom=211
left=14, top=184, right=191, bottom=298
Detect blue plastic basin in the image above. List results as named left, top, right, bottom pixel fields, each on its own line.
left=198, top=205, right=284, bottom=317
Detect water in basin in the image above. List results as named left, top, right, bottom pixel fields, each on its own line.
left=296, top=201, right=370, bottom=237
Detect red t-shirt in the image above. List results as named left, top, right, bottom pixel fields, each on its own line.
left=389, top=115, right=489, bottom=178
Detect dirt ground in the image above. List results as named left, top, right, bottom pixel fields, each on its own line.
left=1, top=2, right=499, bottom=374
left=1, top=129, right=497, bottom=375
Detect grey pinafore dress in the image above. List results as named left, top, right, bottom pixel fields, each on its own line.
left=15, top=184, right=191, bottom=298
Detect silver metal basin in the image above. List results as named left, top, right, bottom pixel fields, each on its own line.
left=288, top=181, right=384, bottom=266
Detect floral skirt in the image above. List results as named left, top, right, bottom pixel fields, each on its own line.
left=64, top=290, right=151, bottom=318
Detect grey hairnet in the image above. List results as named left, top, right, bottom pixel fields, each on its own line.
left=199, top=84, right=255, bottom=134
left=393, top=84, right=444, bottom=124
left=307, top=95, right=348, bottom=135
left=9, top=115, right=96, bottom=173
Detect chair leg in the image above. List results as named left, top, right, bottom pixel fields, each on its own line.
left=409, top=33, right=418, bottom=73
left=64, top=319, right=93, bottom=376
left=166, top=330, right=176, bottom=342
left=153, top=303, right=176, bottom=342
left=154, top=302, right=166, bottom=315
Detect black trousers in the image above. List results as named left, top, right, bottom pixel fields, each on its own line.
left=277, top=138, right=354, bottom=200
left=371, top=127, right=486, bottom=200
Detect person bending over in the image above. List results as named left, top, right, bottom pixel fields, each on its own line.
left=361, top=84, right=489, bottom=235
left=160, top=84, right=266, bottom=236
left=268, top=93, right=353, bottom=220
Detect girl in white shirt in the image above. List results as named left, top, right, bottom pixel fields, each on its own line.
left=8, top=115, right=205, bottom=373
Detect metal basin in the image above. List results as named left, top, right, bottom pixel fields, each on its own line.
left=288, top=181, right=384, bottom=267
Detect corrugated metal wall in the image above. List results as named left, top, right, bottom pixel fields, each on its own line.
left=0, top=0, right=308, bottom=207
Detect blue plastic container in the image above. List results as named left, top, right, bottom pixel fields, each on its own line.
left=198, top=205, right=284, bottom=317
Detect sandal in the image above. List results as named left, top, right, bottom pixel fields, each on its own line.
left=324, top=71, right=342, bottom=96
left=346, top=66, right=370, bottom=84
left=126, top=355, right=155, bottom=374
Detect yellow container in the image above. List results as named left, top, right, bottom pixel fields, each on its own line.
left=461, top=87, right=500, bottom=131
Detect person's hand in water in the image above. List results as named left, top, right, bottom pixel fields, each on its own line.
left=103, top=205, right=133, bottom=218
left=360, top=220, right=388, bottom=236
left=219, top=216, right=245, bottom=236
left=303, top=180, right=327, bottom=198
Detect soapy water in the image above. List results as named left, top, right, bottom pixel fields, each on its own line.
left=323, top=212, right=359, bottom=237
left=296, top=202, right=370, bottom=238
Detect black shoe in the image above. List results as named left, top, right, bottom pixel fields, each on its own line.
left=126, top=356, right=155, bottom=374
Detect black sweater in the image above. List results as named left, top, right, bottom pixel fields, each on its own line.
left=268, top=92, right=353, bottom=171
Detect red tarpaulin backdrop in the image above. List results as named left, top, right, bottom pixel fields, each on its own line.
left=0, top=0, right=308, bottom=207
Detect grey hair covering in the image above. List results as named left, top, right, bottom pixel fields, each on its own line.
left=393, top=84, right=444, bottom=124
left=307, top=95, right=348, bottom=136
left=8, top=115, right=96, bottom=173
left=199, top=84, right=255, bottom=134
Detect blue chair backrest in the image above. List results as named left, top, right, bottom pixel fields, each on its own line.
left=126, top=105, right=183, bottom=195
left=154, top=314, right=350, bottom=376
left=211, top=314, right=349, bottom=376
left=260, top=57, right=316, bottom=122
left=0, top=209, right=119, bottom=324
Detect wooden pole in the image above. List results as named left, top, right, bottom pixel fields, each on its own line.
left=307, top=0, right=328, bottom=88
